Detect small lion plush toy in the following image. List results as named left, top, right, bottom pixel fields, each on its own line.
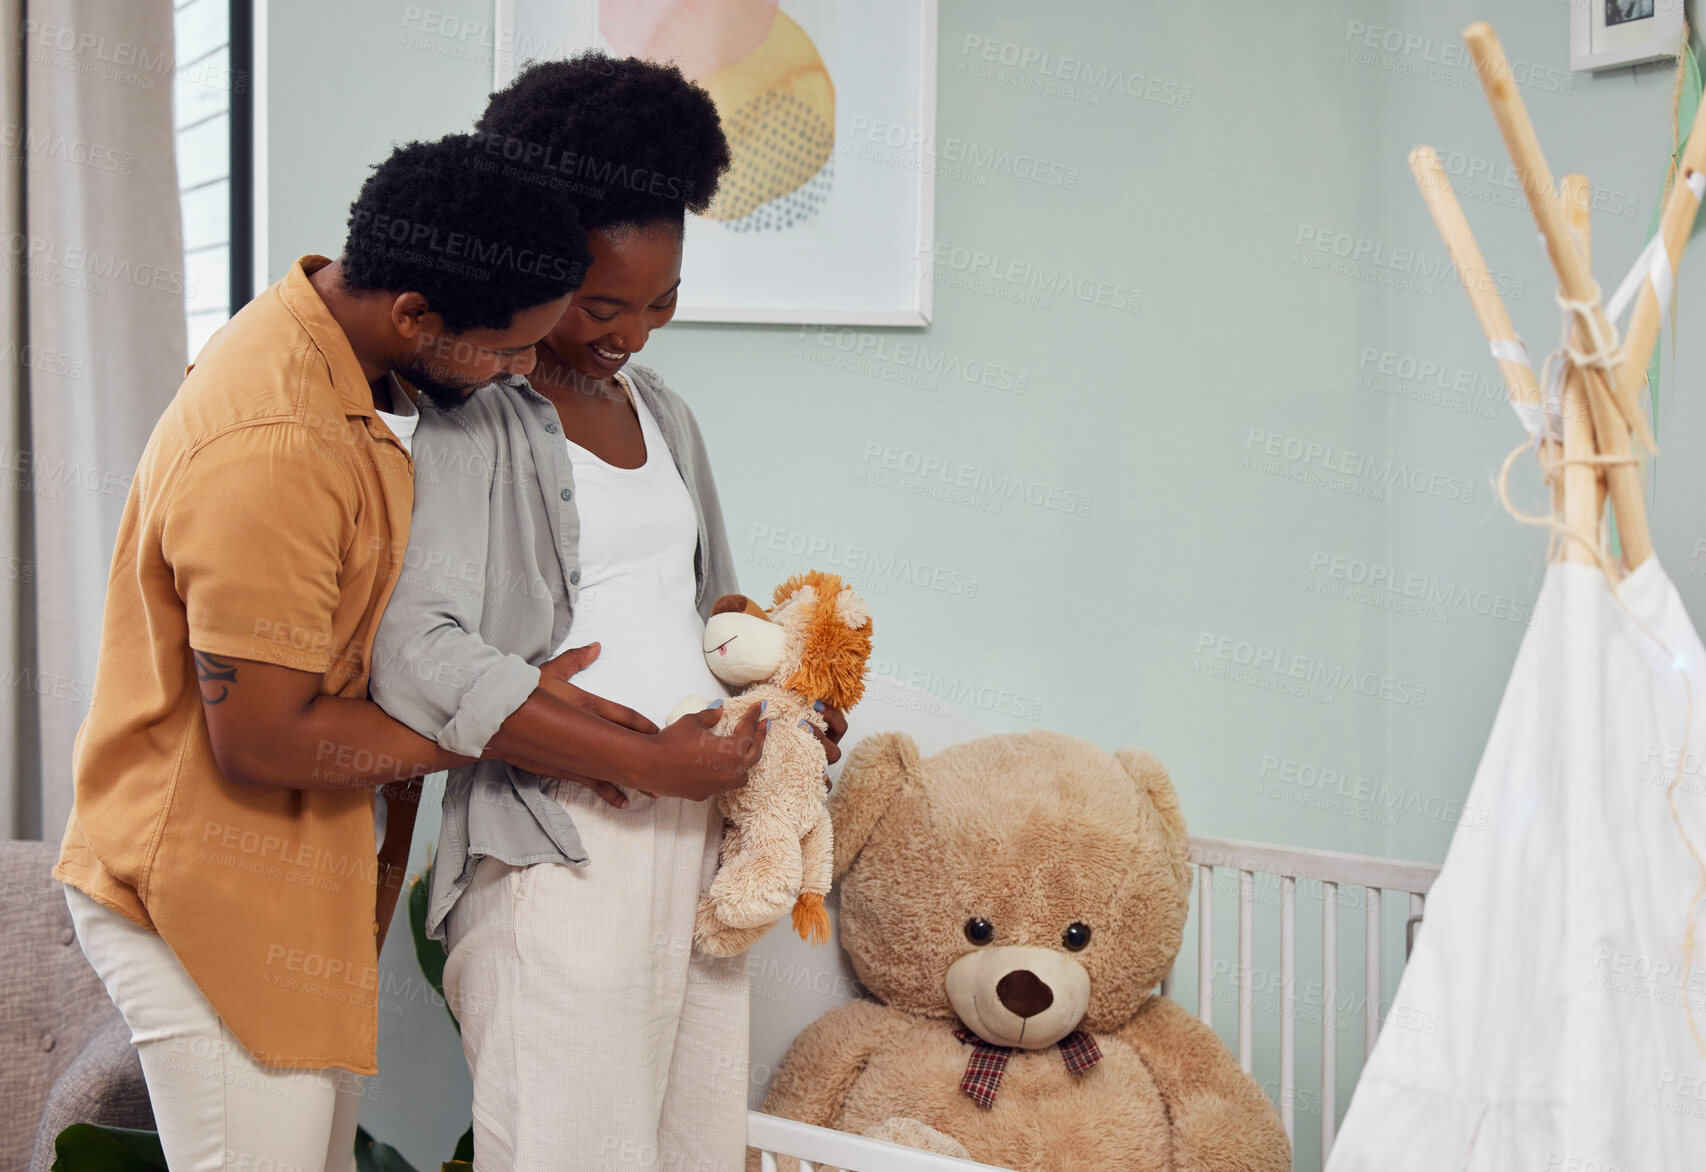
left=668, top=571, right=872, bottom=958
left=755, top=730, right=1290, bottom=1172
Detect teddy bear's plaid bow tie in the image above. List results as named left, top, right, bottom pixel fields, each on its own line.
left=953, top=1026, right=1103, bottom=1109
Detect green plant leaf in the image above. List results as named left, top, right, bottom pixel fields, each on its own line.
left=1643, top=42, right=1705, bottom=435
left=1648, top=44, right=1702, bottom=242
left=1671, top=44, right=1699, bottom=237
left=452, top=1126, right=474, bottom=1161
left=355, top=1125, right=422, bottom=1172
left=51, top=1124, right=168, bottom=1171
left=408, top=867, right=457, bottom=1033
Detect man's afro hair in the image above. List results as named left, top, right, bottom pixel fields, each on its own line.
left=474, top=51, right=731, bottom=232
left=340, top=132, right=590, bottom=333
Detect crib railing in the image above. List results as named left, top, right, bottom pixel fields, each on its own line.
left=747, top=835, right=1442, bottom=1172
left=749, top=1111, right=1012, bottom=1171
left=1168, top=836, right=1441, bottom=1166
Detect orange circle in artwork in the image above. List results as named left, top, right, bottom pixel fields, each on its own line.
left=599, top=0, right=781, bottom=81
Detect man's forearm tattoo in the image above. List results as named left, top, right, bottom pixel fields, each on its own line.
left=194, top=651, right=238, bottom=704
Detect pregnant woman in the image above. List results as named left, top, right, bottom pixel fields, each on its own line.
left=371, top=54, right=843, bottom=1171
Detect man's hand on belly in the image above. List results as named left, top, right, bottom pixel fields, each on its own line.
left=484, top=641, right=659, bottom=808
left=535, top=641, right=659, bottom=734
left=635, top=703, right=768, bottom=803
left=486, top=655, right=767, bottom=807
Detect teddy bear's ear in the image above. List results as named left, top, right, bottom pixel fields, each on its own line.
left=830, top=731, right=920, bottom=883
left=1117, top=747, right=1190, bottom=896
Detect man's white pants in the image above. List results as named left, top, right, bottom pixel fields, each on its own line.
left=444, top=787, right=750, bottom=1172
left=65, top=886, right=363, bottom=1172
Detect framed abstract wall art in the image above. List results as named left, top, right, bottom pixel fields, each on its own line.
left=494, top=0, right=938, bottom=324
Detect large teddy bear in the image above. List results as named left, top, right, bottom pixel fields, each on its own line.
left=756, top=730, right=1290, bottom=1171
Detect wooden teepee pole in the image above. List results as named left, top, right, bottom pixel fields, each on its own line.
left=1408, top=145, right=1564, bottom=519
left=1560, top=174, right=1605, bottom=568
left=1408, top=146, right=1545, bottom=412
left=1463, top=22, right=1654, bottom=570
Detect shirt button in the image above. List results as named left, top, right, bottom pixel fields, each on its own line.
left=560, top=488, right=572, bottom=502
left=570, top=571, right=581, bottom=585
left=41, top=1033, right=55, bottom=1052
left=59, top=927, right=74, bottom=945
left=544, top=422, right=558, bottom=434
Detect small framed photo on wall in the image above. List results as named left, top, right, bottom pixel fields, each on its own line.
left=1571, top=0, right=1686, bottom=72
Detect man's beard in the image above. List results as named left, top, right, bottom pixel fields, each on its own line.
left=392, top=360, right=492, bottom=413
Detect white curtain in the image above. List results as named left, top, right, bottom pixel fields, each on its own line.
left=0, top=0, right=185, bottom=838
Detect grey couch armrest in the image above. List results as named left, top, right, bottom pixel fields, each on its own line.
left=29, top=1015, right=154, bottom=1171
left=1, top=841, right=152, bottom=1169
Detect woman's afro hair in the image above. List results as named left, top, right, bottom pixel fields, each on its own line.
left=474, top=51, right=732, bottom=232
left=340, top=133, right=589, bottom=332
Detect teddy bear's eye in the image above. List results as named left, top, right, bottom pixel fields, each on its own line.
left=1062, top=922, right=1092, bottom=951
left=963, top=917, right=994, bottom=945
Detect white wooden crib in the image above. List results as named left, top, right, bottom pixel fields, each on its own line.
left=746, top=835, right=1443, bottom=1172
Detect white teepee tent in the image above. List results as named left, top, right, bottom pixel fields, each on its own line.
left=1327, top=24, right=1706, bottom=1171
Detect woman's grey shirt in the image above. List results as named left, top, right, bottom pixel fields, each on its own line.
left=369, top=364, right=739, bottom=940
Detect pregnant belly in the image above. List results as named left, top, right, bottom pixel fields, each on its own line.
left=556, top=595, right=726, bottom=727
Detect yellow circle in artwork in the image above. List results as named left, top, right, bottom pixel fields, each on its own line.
left=699, top=9, right=835, bottom=222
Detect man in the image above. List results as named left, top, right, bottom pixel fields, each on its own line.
left=52, top=132, right=759, bottom=1170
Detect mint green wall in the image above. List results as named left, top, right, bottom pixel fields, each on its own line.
left=267, top=1, right=1702, bottom=1166
left=265, top=0, right=498, bottom=277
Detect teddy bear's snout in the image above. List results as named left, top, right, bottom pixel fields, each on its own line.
left=995, top=969, right=1054, bottom=1019
left=945, top=945, right=1091, bottom=1051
